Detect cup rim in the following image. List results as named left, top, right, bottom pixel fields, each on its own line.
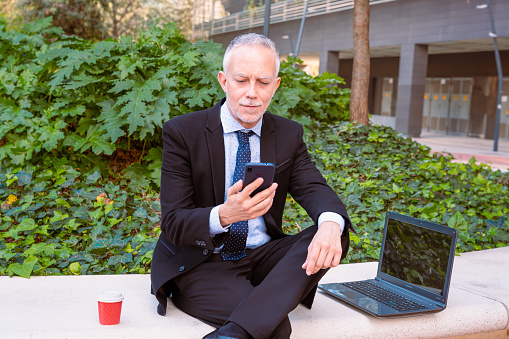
left=98, top=290, right=124, bottom=303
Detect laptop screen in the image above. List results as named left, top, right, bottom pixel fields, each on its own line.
left=380, top=218, right=453, bottom=296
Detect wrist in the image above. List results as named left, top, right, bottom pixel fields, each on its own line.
left=218, top=204, right=233, bottom=227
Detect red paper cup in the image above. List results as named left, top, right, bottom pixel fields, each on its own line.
left=97, top=291, right=124, bottom=325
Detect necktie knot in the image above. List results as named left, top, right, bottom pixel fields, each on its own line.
left=237, top=130, right=254, bottom=146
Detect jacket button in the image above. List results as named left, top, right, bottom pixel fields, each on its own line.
left=179, top=266, right=185, bottom=272
left=203, top=249, right=209, bottom=255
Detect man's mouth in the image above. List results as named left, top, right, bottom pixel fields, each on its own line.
left=240, top=102, right=262, bottom=108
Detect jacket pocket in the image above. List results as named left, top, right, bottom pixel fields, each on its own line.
left=275, top=158, right=292, bottom=174
left=155, top=234, right=177, bottom=258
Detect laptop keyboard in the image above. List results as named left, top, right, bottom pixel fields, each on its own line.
left=344, top=281, right=426, bottom=312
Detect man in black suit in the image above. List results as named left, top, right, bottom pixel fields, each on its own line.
left=151, top=33, right=352, bottom=339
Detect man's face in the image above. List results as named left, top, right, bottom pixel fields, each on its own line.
left=218, top=45, right=281, bottom=129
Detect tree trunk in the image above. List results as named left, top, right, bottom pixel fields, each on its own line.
left=350, top=0, right=370, bottom=125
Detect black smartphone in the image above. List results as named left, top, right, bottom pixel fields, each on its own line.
left=242, top=162, right=275, bottom=196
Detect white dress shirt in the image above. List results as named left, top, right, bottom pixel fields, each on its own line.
left=209, top=103, right=344, bottom=251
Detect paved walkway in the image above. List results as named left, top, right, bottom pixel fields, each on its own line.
left=412, top=133, right=509, bottom=172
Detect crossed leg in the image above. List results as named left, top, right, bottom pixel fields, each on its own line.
left=171, top=227, right=328, bottom=339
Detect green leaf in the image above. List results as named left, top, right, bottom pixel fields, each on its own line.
left=89, top=238, right=110, bottom=250
left=59, top=104, right=86, bottom=118
left=117, top=56, right=144, bottom=80
left=486, top=216, right=506, bottom=229
left=0, top=249, right=17, bottom=261
left=48, top=67, right=74, bottom=93
left=50, top=210, right=69, bottom=223
left=111, top=234, right=130, bottom=247
left=447, top=212, right=469, bottom=231
left=24, top=243, right=56, bottom=256
left=64, top=74, right=103, bottom=90
left=115, top=78, right=162, bottom=136
left=133, top=207, right=148, bottom=219
left=86, top=170, right=102, bottom=184
left=22, top=17, right=53, bottom=34
left=7, top=255, right=38, bottom=278
left=17, top=170, right=33, bottom=186
left=122, top=163, right=152, bottom=191
left=107, top=252, right=133, bottom=266
left=97, top=100, right=126, bottom=142
left=64, top=126, right=115, bottom=155
left=16, top=218, right=38, bottom=232
left=39, top=120, right=67, bottom=151
left=345, top=194, right=362, bottom=207
left=70, top=262, right=81, bottom=275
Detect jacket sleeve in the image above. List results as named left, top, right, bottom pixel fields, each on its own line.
left=159, top=119, right=223, bottom=250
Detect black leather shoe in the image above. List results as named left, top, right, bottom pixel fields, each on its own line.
left=202, top=329, right=238, bottom=339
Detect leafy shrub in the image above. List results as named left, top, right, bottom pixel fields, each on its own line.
left=283, top=123, right=509, bottom=263
left=0, top=16, right=350, bottom=278
left=270, top=57, right=350, bottom=126
left=0, top=17, right=224, bottom=187
left=0, top=17, right=349, bottom=189
left=2, top=16, right=507, bottom=278
left=0, top=160, right=159, bottom=278
left=2, top=123, right=507, bottom=278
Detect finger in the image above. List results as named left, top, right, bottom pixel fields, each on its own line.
left=249, top=182, right=278, bottom=204
left=322, top=250, right=336, bottom=269
left=241, top=177, right=264, bottom=196
left=254, top=184, right=277, bottom=205
left=330, top=250, right=342, bottom=268
left=313, top=245, right=329, bottom=273
left=304, top=246, right=320, bottom=276
left=330, top=241, right=343, bottom=267
left=245, top=193, right=275, bottom=220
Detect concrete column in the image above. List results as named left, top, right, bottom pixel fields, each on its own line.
left=372, top=77, right=383, bottom=116
left=470, top=76, right=498, bottom=138
left=319, top=51, right=340, bottom=75
left=395, top=44, right=429, bottom=137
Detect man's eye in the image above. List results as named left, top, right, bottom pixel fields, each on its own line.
left=235, top=79, right=246, bottom=83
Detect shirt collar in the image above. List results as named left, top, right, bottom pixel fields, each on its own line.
left=220, top=101, right=262, bottom=137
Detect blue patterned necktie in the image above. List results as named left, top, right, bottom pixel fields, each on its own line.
left=221, top=130, right=254, bottom=261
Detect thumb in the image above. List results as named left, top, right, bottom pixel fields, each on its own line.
left=226, top=180, right=243, bottom=197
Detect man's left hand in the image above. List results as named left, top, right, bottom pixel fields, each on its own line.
left=302, top=221, right=343, bottom=276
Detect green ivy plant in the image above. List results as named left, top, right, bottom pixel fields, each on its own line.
left=283, top=123, right=509, bottom=263
left=0, top=158, right=159, bottom=278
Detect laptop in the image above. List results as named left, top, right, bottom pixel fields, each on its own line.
left=318, top=212, right=458, bottom=317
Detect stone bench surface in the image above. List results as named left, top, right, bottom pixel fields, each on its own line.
left=1, top=247, right=508, bottom=339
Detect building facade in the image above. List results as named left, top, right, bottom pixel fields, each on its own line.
left=195, top=0, right=509, bottom=139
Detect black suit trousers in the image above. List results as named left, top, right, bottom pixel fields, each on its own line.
left=171, top=226, right=334, bottom=339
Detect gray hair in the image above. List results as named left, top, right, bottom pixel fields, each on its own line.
left=223, top=33, right=280, bottom=76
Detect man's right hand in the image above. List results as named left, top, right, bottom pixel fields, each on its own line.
left=218, top=178, right=278, bottom=227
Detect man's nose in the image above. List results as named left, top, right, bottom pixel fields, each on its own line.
left=245, top=81, right=257, bottom=98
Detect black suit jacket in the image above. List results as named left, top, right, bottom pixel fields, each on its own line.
left=151, top=98, right=351, bottom=315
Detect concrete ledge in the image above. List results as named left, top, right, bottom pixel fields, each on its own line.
left=1, top=247, right=508, bottom=338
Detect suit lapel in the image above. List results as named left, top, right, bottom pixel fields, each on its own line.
left=260, top=113, right=278, bottom=232
left=260, top=113, right=276, bottom=165
left=205, top=100, right=226, bottom=205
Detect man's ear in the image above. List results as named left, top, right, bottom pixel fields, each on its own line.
left=218, top=71, right=227, bottom=92
left=273, top=77, right=281, bottom=94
